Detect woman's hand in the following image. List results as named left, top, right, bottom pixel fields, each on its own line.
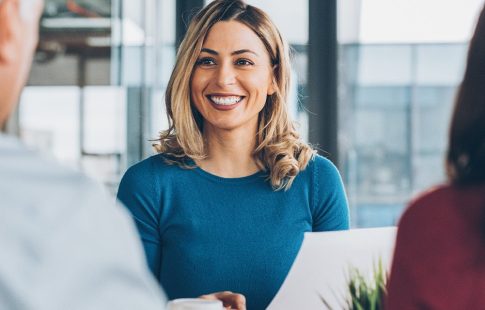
left=199, top=291, right=246, bottom=310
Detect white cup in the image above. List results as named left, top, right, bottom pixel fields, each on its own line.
left=167, top=298, right=224, bottom=310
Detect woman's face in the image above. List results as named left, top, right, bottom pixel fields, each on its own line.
left=190, top=20, right=275, bottom=134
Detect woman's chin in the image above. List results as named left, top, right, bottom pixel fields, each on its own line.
left=204, top=119, right=253, bottom=133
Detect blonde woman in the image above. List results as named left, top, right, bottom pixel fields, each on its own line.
left=117, top=1, right=349, bottom=309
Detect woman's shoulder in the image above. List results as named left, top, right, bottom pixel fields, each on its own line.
left=118, top=154, right=188, bottom=200
left=399, top=184, right=456, bottom=229
left=403, top=183, right=485, bottom=224
left=121, top=153, right=183, bottom=182
left=308, top=154, right=337, bottom=169
left=305, top=154, right=342, bottom=182
left=297, top=154, right=345, bottom=198
left=406, top=184, right=453, bottom=213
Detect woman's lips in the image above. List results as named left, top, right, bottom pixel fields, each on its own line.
left=206, top=95, right=245, bottom=111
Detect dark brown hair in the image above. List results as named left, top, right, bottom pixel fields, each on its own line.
left=446, top=5, right=485, bottom=185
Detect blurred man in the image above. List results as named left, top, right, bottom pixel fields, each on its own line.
left=0, top=1, right=167, bottom=309
left=0, top=1, right=245, bottom=309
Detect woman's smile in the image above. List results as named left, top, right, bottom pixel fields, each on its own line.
left=206, top=94, right=245, bottom=110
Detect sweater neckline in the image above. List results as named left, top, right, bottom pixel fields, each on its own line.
left=193, top=165, right=267, bottom=184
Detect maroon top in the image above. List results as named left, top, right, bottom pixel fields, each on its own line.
left=387, top=184, right=485, bottom=309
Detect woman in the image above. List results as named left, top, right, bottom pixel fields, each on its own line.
left=117, top=1, right=349, bottom=309
left=386, top=5, right=485, bottom=309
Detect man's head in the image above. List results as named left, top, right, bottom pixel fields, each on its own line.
left=0, top=0, right=43, bottom=127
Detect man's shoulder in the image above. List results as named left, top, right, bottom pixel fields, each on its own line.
left=0, top=141, right=167, bottom=310
left=0, top=135, right=107, bottom=209
left=0, top=136, right=117, bottom=238
left=0, top=135, right=82, bottom=180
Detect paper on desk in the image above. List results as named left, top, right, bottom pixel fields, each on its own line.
left=268, top=227, right=397, bottom=310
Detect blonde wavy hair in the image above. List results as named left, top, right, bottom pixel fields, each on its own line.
left=155, top=0, right=316, bottom=190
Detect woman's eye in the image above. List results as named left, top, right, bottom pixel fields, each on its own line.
left=235, top=59, right=254, bottom=66
left=196, top=58, right=216, bottom=66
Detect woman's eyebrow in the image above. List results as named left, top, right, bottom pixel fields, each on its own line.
left=232, top=49, right=259, bottom=56
left=200, top=48, right=218, bottom=55
left=200, top=48, right=259, bottom=57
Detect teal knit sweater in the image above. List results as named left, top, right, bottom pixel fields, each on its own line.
left=117, top=154, right=349, bottom=310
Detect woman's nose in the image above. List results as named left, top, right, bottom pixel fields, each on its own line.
left=215, top=62, right=236, bottom=86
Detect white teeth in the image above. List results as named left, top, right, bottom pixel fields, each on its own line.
left=209, top=96, right=242, bottom=105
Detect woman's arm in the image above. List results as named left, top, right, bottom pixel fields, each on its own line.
left=117, top=161, right=162, bottom=278
left=312, top=156, right=350, bottom=231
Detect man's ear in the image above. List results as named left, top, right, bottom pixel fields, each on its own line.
left=0, top=0, right=19, bottom=64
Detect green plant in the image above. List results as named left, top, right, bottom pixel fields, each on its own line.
left=319, top=259, right=388, bottom=310
left=346, top=259, right=387, bottom=310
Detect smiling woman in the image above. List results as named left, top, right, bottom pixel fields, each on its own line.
left=117, top=1, right=350, bottom=309
left=157, top=0, right=306, bottom=189
left=190, top=21, right=275, bottom=151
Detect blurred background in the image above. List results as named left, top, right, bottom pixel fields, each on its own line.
left=4, top=0, right=484, bottom=227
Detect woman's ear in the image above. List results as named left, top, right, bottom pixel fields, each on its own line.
left=268, top=82, right=276, bottom=96
left=267, top=65, right=278, bottom=96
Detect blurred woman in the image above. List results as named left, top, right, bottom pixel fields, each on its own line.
left=387, top=5, right=485, bottom=309
left=117, top=1, right=349, bottom=309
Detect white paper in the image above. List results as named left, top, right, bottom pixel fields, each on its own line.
left=268, top=227, right=397, bottom=310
